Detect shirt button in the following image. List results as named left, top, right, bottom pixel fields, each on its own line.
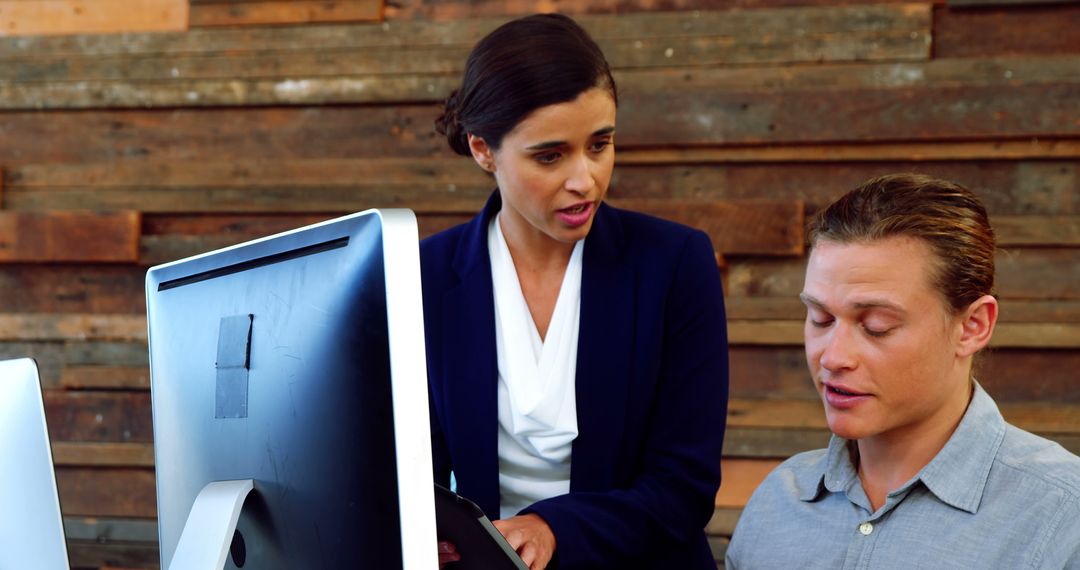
left=859, top=522, right=874, bottom=536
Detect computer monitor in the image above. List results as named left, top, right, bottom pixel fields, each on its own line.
left=146, top=209, right=436, bottom=569
left=0, top=358, right=70, bottom=570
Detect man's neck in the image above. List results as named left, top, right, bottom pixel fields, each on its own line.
left=854, top=382, right=974, bottom=511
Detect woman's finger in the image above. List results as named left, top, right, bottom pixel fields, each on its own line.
left=517, top=542, right=536, bottom=567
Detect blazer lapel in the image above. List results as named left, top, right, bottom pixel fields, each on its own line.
left=441, top=192, right=501, bottom=517
left=572, top=203, right=634, bottom=492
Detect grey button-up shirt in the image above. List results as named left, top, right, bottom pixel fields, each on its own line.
left=726, top=384, right=1080, bottom=569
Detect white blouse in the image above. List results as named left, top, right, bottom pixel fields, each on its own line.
left=488, top=213, right=582, bottom=520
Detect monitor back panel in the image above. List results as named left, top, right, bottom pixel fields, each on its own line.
left=147, top=212, right=404, bottom=569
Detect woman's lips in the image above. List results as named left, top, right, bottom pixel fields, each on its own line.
left=823, top=383, right=871, bottom=410
left=556, top=201, right=595, bottom=228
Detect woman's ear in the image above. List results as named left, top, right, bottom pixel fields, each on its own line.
left=956, top=294, right=998, bottom=358
left=467, top=134, right=496, bottom=173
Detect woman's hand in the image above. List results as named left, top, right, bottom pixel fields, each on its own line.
left=438, top=540, right=460, bottom=568
left=493, top=513, right=556, bottom=570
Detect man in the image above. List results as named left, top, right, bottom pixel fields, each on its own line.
left=726, top=174, right=1080, bottom=569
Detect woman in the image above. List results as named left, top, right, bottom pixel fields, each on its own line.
left=421, top=13, right=729, bottom=570
left=725, top=174, right=1080, bottom=568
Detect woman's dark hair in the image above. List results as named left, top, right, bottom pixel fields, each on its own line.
left=807, top=173, right=996, bottom=314
left=435, top=13, right=618, bottom=156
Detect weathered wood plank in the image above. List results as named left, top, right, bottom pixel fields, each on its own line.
left=0, top=314, right=145, bottom=342
left=0, top=107, right=449, bottom=164
left=723, top=426, right=832, bottom=458
left=946, top=0, right=1079, bottom=7
left=728, top=320, right=804, bottom=345
left=67, top=541, right=160, bottom=570
left=617, top=140, right=1080, bottom=163
left=709, top=536, right=729, bottom=567
left=978, top=349, right=1080, bottom=401
left=715, top=458, right=783, bottom=508
left=997, top=248, right=1080, bottom=299
left=65, top=516, right=158, bottom=543
left=610, top=199, right=805, bottom=256
left=9, top=158, right=482, bottom=189
left=61, top=366, right=150, bottom=390
left=3, top=158, right=492, bottom=213
left=729, top=346, right=816, bottom=400
left=0, top=341, right=65, bottom=389
left=4, top=56, right=1075, bottom=126
left=728, top=319, right=1080, bottom=348
left=935, top=4, right=1080, bottom=58
left=141, top=213, right=334, bottom=236
left=616, top=60, right=1080, bottom=146
left=0, top=265, right=144, bottom=313
left=64, top=341, right=149, bottom=368
left=0, top=26, right=924, bottom=83
left=44, top=391, right=153, bottom=443
left=0, top=211, right=140, bottom=263
left=383, top=0, right=921, bottom=21
left=0, top=73, right=459, bottom=109
left=990, top=323, right=1080, bottom=348
left=0, top=5, right=927, bottom=61
left=994, top=300, right=1080, bottom=323
left=609, top=162, right=1080, bottom=216
left=0, top=0, right=187, bottom=37
left=4, top=183, right=488, bottom=215
left=52, top=442, right=155, bottom=467
left=988, top=216, right=1080, bottom=246
left=55, top=468, right=156, bottom=518
left=706, top=506, right=743, bottom=537
left=190, top=0, right=382, bottom=27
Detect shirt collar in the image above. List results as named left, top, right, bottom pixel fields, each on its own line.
left=794, top=437, right=857, bottom=502
left=795, top=382, right=1006, bottom=513
left=916, top=381, right=1006, bottom=513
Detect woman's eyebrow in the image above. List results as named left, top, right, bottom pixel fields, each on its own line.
left=525, top=140, right=566, bottom=151
left=524, top=126, right=616, bottom=151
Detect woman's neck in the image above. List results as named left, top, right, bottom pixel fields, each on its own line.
left=498, top=211, right=575, bottom=274
left=497, top=212, right=577, bottom=341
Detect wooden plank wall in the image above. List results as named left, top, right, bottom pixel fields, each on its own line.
left=0, top=1, right=1077, bottom=568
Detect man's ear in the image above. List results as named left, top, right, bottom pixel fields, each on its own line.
left=956, top=294, right=998, bottom=358
left=468, top=134, right=495, bottom=173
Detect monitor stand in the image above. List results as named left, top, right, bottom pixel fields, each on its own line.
left=169, top=479, right=255, bottom=570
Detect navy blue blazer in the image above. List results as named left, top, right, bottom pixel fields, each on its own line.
left=420, top=192, right=729, bottom=569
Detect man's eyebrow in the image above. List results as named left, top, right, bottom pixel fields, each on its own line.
left=800, top=293, right=906, bottom=314
left=852, top=300, right=906, bottom=313
left=524, top=126, right=615, bottom=151
left=799, top=293, right=825, bottom=308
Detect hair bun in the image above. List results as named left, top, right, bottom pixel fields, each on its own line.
left=435, top=89, right=471, bottom=157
